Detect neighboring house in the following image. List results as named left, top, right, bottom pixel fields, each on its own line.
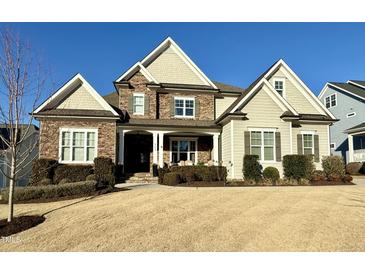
left=319, top=80, right=365, bottom=163
left=0, top=124, right=39, bottom=188
left=32, top=37, right=335, bottom=179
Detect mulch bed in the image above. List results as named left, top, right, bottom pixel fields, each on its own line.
left=0, top=215, right=45, bottom=237
left=177, top=181, right=355, bottom=187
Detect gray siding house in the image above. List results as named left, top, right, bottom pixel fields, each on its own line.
left=319, top=80, right=365, bottom=163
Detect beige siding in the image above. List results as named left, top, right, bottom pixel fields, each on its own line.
left=57, top=85, right=104, bottom=110
left=268, top=66, right=321, bottom=114
left=230, top=86, right=291, bottom=177
left=215, top=96, right=238, bottom=119
left=292, top=123, right=330, bottom=170
left=145, top=46, right=206, bottom=85
left=221, top=122, right=232, bottom=178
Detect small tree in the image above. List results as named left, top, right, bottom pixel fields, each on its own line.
left=0, top=28, right=46, bottom=222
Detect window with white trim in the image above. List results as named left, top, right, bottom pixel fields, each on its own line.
left=325, top=94, right=336, bottom=108
left=346, top=112, right=356, bottom=118
left=274, top=79, right=284, bottom=97
left=60, top=129, right=97, bottom=163
left=302, top=134, right=314, bottom=155
left=133, top=93, right=144, bottom=115
left=174, top=97, right=195, bottom=118
left=170, top=139, right=197, bottom=164
left=250, top=130, right=275, bottom=161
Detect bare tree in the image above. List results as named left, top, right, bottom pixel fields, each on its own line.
left=0, top=27, right=46, bottom=222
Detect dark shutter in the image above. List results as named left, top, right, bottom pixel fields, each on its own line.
left=170, top=97, right=175, bottom=117
left=275, top=132, right=281, bottom=162
left=244, top=131, right=250, bottom=155
left=314, top=135, right=320, bottom=162
left=297, top=134, right=303, bottom=155
left=195, top=99, right=199, bottom=118
left=128, top=95, right=133, bottom=113
left=144, top=96, right=149, bottom=115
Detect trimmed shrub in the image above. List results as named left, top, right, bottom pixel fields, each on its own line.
left=283, top=155, right=314, bottom=180
left=263, top=167, right=280, bottom=183
left=162, top=172, right=181, bottom=186
left=29, top=158, right=58, bottom=186
left=311, top=170, right=326, bottom=181
left=94, top=157, right=116, bottom=187
left=243, top=155, right=262, bottom=182
left=53, top=165, right=93, bottom=184
left=322, top=156, right=345, bottom=177
left=58, top=178, right=71, bottom=185
left=86, top=174, right=97, bottom=181
left=361, top=163, right=365, bottom=174
left=1, top=181, right=99, bottom=202
left=346, top=162, right=362, bottom=175
left=158, top=167, right=170, bottom=184
left=169, top=166, right=228, bottom=183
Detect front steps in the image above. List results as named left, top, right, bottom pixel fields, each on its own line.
left=122, top=172, right=158, bottom=184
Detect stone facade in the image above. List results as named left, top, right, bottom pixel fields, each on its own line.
left=117, top=71, right=215, bottom=121
left=159, top=92, right=214, bottom=120
left=39, top=118, right=117, bottom=162
left=118, top=72, right=157, bottom=119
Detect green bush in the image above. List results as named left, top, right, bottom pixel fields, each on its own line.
left=58, top=178, right=71, bottom=185
left=86, top=174, right=97, bottom=181
left=158, top=167, right=170, bottom=184
left=243, top=155, right=262, bottom=182
left=53, top=165, right=93, bottom=184
left=29, top=158, right=58, bottom=186
left=94, top=157, right=116, bottom=187
left=1, top=181, right=98, bottom=202
left=283, top=155, right=314, bottom=180
left=322, top=156, right=345, bottom=177
left=169, top=166, right=227, bottom=182
left=162, top=172, right=181, bottom=186
left=263, top=167, right=280, bottom=183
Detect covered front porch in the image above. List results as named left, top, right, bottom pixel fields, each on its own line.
left=117, top=126, right=221, bottom=174
left=346, top=122, right=365, bottom=163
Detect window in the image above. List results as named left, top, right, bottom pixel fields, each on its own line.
left=346, top=112, right=356, bottom=118
left=250, top=130, right=275, bottom=161
left=330, top=143, right=336, bottom=149
left=174, top=97, right=195, bottom=118
left=133, top=93, right=144, bottom=115
left=302, top=134, right=314, bottom=155
left=325, top=94, right=336, bottom=108
left=60, top=129, right=97, bottom=163
left=274, top=79, right=284, bottom=97
left=170, top=139, right=197, bottom=164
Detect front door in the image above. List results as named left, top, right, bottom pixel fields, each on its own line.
left=124, top=134, right=152, bottom=173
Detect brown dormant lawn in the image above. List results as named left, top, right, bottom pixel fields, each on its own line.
left=1, top=184, right=365, bottom=251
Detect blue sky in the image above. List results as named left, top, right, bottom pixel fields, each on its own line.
left=3, top=23, right=365, bottom=99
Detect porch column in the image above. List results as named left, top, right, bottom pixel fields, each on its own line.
left=118, top=128, right=125, bottom=167
left=152, top=132, right=158, bottom=165
left=158, top=132, right=164, bottom=168
left=348, top=134, right=354, bottom=163
left=213, top=133, right=220, bottom=165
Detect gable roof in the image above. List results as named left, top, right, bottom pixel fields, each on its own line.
left=320, top=81, right=365, bottom=101
left=115, top=37, right=217, bottom=89
left=345, top=122, right=365, bottom=133
left=348, top=80, right=365, bottom=89
left=33, top=73, right=120, bottom=118
left=213, top=81, right=245, bottom=94
left=216, top=59, right=336, bottom=123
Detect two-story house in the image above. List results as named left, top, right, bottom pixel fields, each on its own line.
left=319, top=81, right=365, bottom=163
left=32, top=37, right=335, bottom=179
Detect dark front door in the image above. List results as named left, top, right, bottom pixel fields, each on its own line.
left=124, top=133, right=152, bottom=173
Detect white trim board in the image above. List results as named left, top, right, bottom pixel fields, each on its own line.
left=34, top=73, right=119, bottom=116
left=115, top=62, right=158, bottom=83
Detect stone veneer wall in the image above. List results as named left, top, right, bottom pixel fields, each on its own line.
left=159, top=92, right=214, bottom=120
left=39, top=118, right=117, bottom=162
left=118, top=72, right=157, bottom=119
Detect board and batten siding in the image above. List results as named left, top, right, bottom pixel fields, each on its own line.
left=221, top=122, right=232, bottom=178
left=268, top=66, right=321, bottom=114
left=215, top=96, right=238, bottom=119
left=145, top=46, right=206, bottom=85
left=292, top=123, right=330, bottom=170
left=57, top=85, right=104, bottom=110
